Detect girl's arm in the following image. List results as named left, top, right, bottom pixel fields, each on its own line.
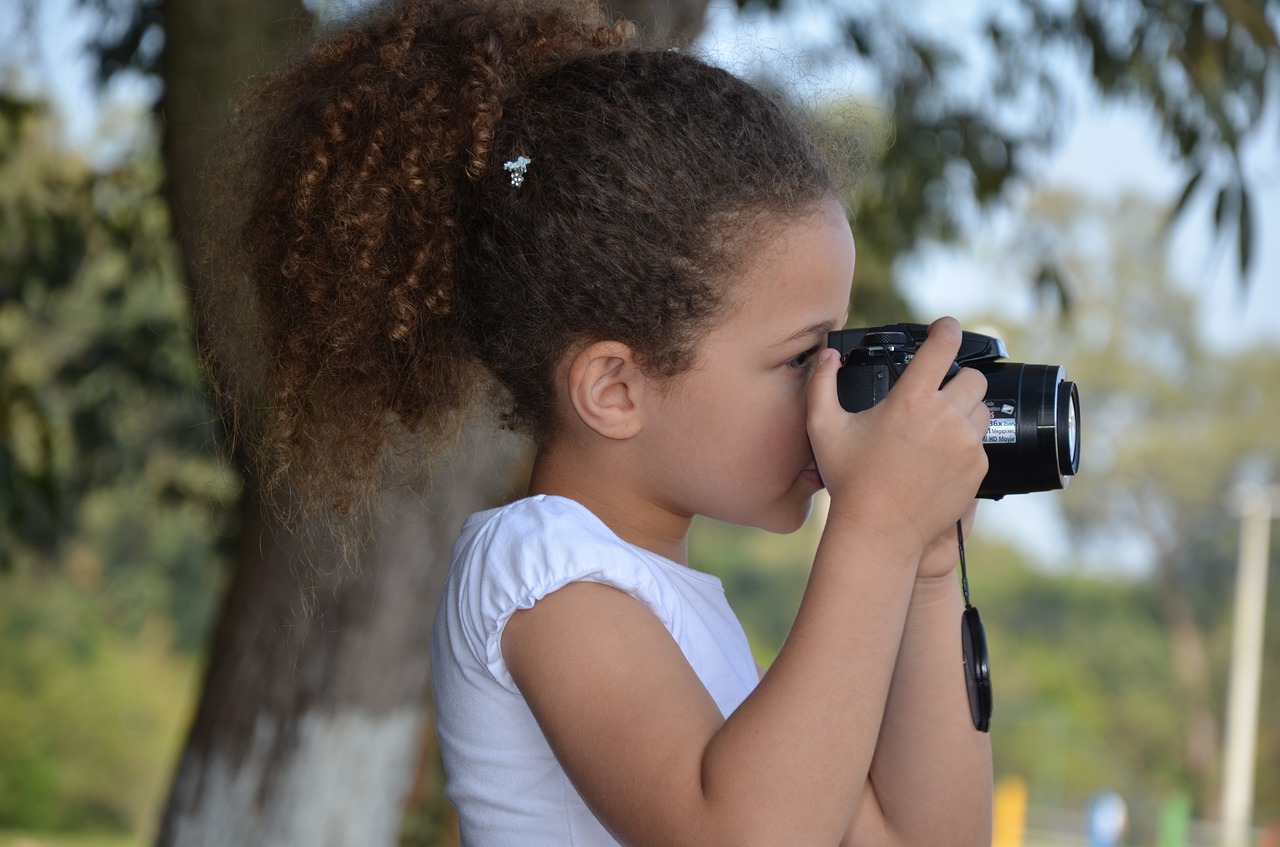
left=503, top=318, right=992, bottom=847
left=503, top=518, right=925, bottom=847
left=841, top=505, right=993, bottom=846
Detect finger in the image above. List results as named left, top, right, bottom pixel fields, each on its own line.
left=943, top=367, right=992, bottom=437
left=807, top=346, right=844, bottom=421
left=970, top=396, right=994, bottom=439
left=944, top=365, right=989, bottom=407
left=894, top=317, right=964, bottom=393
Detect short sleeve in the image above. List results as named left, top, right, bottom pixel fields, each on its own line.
left=449, top=497, right=675, bottom=694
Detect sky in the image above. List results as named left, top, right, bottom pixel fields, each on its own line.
left=6, top=0, right=1278, bottom=571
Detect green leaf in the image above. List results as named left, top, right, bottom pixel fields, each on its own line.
left=1212, top=184, right=1233, bottom=233
left=1238, top=185, right=1254, bottom=282
left=1165, top=168, right=1205, bottom=234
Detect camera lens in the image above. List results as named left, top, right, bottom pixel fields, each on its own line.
left=828, top=323, right=1083, bottom=499
left=1059, top=379, right=1080, bottom=478
left=977, top=363, right=1080, bottom=499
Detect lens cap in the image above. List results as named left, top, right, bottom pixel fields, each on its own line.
left=960, top=605, right=992, bottom=733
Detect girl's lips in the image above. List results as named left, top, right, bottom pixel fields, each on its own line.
left=800, top=467, right=825, bottom=489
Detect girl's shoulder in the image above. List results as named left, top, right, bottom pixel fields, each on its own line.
left=453, top=494, right=641, bottom=595
left=451, top=494, right=722, bottom=621
left=443, top=494, right=707, bottom=694
left=459, top=494, right=614, bottom=551
left=460, top=496, right=719, bottom=587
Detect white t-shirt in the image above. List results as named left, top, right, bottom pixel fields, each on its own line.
left=430, top=494, right=759, bottom=846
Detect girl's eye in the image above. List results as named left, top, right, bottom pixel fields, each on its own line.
left=786, top=345, right=821, bottom=371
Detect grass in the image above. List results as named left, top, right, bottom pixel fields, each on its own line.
left=0, top=833, right=140, bottom=847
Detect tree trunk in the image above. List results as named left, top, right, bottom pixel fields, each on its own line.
left=156, top=428, right=520, bottom=846
left=155, top=1, right=523, bottom=844
left=605, top=0, right=711, bottom=43
left=159, top=0, right=311, bottom=279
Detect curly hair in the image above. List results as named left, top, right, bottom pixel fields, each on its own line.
left=203, top=0, right=843, bottom=517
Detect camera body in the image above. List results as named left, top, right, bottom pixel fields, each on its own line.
left=828, top=323, right=1081, bottom=499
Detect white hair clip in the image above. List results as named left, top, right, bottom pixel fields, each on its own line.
left=504, top=155, right=532, bottom=187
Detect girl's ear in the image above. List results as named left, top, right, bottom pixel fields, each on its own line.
left=565, top=341, right=646, bottom=440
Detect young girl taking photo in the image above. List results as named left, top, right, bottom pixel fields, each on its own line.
left=216, top=0, right=995, bottom=842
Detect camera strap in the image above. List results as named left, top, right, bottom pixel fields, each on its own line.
left=956, top=519, right=993, bottom=732
left=956, top=519, right=972, bottom=608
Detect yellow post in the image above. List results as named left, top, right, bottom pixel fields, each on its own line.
left=993, top=776, right=1028, bottom=847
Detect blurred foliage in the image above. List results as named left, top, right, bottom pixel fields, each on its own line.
left=978, top=544, right=1185, bottom=803
left=0, top=89, right=238, bottom=642
left=0, top=571, right=198, bottom=834
left=970, top=188, right=1280, bottom=641
left=1010, top=191, right=1280, bottom=545
left=691, top=513, right=820, bottom=666
left=767, top=0, right=1280, bottom=319
left=0, top=834, right=138, bottom=847
left=951, top=188, right=1280, bottom=821
left=0, top=90, right=236, bottom=832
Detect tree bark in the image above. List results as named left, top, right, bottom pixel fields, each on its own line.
left=159, top=0, right=311, bottom=282
left=156, top=428, right=521, bottom=846
left=605, top=0, right=712, bottom=44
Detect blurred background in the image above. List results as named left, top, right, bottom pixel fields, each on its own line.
left=1, top=0, right=1277, bottom=845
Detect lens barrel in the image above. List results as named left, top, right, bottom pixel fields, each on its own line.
left=974, top=363, right=1080, bottom=499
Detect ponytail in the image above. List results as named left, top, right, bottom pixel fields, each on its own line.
left=202, top=0, right=630, bottom=517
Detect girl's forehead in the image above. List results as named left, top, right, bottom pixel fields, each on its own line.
left=723, top=205, right=855, bottom=319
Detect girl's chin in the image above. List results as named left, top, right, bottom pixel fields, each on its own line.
left=754, top=496, right=816, bottom=536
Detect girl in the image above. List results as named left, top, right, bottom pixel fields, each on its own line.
left=218, top=0, right=994, bottom=843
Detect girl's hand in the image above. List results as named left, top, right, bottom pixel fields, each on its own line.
left=806, top=317, right=990, bottom=553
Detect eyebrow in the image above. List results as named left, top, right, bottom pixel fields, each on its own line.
left=771, top=321, right=838, bottom=348
left=771, top=304, right=852, bottom=348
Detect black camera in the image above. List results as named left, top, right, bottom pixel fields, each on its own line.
left=828, top=323, right=1080, bottom=500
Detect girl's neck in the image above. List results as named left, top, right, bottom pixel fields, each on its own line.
left=528, top=444, right=692, bottom=566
